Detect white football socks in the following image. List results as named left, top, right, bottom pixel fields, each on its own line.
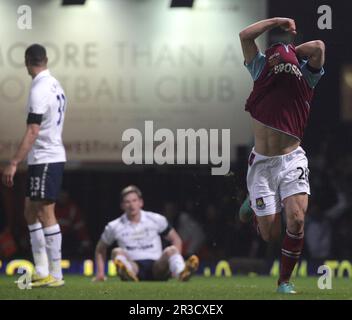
left=115, top=254, right=134, bottom=272
left=43, top=224, right=63, bottom=280
left=28, top=222, right=49, bottom=278
left=168, top=253, right=186, bottom=277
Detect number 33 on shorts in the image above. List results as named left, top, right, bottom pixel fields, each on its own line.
left=30, top=176, right=41, bottom=196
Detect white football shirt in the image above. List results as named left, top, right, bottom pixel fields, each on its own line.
left=101, top=210, right=171, bottom=261
left=26, top=69, right=66, bottom=165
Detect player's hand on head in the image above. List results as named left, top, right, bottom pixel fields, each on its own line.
left=277, top=17, right=296, bottom=35
left=2, top=163, right=17, bottom=188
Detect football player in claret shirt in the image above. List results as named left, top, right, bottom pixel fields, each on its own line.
left=238, top=18, right=325, bottom=294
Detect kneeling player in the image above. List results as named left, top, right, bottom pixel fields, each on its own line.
left=94, top=185, right=199, bottom=282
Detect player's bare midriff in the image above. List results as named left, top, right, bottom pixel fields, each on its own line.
left=252, top=118, right=300, bottom=156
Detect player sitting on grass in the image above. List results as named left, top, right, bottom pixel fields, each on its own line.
left=93, top=185, right=199, bottom=282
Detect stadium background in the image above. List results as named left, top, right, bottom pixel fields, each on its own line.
left=0, top=0, right=352, bottom=278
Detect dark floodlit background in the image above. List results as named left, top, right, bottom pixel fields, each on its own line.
left=0, top=0, right=351, bottom=275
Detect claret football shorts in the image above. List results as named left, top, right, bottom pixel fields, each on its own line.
left=246, top=146, right=310, bottom=216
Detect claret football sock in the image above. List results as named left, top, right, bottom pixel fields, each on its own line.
left=44, top=224, right=63, bottom=280
left=279, top=229, right=304, bottom=284
left=169, top=253, right=186, bottom=277
left=28, top=222, right=49, bottom=278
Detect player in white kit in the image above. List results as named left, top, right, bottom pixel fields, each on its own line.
left=2, top=44, right=67, bottom=288
left=94, top=186, right=199, bottom=282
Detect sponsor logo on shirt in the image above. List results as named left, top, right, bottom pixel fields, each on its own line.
left=122, top=229, right=149, bottom=240
left=268, top=52, right=281, bottom=67
left=126, top=244, right=154, bottom=251
left=273, top=62, right=303, bottom=80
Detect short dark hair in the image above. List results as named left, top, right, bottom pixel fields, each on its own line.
left=120, top=185, right=143, bottom=201
left=25, top=44, right=47, bottom=66
left=268, top=27, right=295, bottom=46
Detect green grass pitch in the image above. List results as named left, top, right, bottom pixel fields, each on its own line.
left=0, top=275, right=351, bottom=300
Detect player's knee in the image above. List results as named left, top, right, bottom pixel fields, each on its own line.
left=111, top=247, right=125, bottom=259
left=163, top=245, right=179, bottom=257
left=260, top=228, right=280, bottom=243
left=37, top=210, right=52, bottom=224
left=261, top=232, right=277, bottom=243
left=314, top=40, right=325, bottom=52
left=287, top=207, right=305, bottom=233
left=288, top=218, right=305, bottom=234
left=37, top=203, right=56, bottom=225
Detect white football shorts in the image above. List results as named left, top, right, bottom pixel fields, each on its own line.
left=246, top=146, right=310, bottom=216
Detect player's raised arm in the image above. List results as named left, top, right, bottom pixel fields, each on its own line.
left=163, top=228, right=183, bottom=253
left=2, top=123, right=40, bottom=188
left=239, top=17, right=296, bottom=64
left=93, top=239, right=108, bottom=282
left=296, top=40, right=325, bottom=69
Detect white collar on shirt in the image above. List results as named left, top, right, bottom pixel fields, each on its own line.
left=32, top=69, right=51, bottom=84
left=123, top=210, right=145, bottom=225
